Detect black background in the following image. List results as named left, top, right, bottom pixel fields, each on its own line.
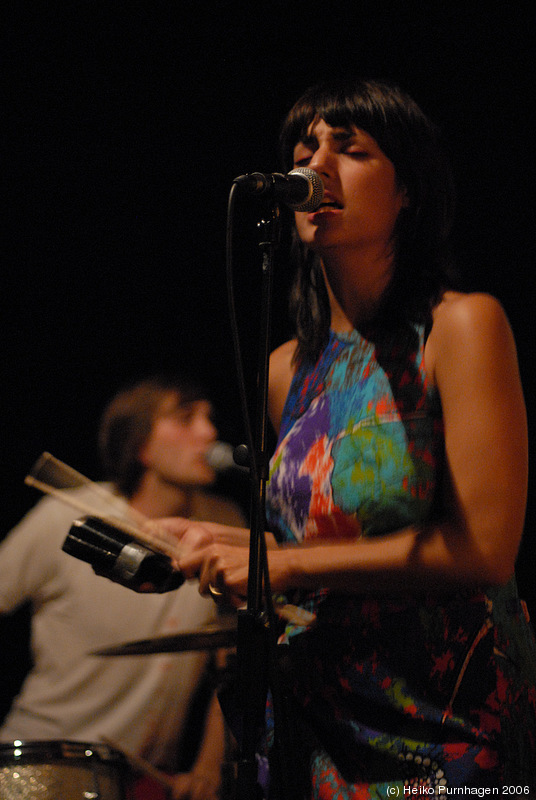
left=2, top=2, right=535, bottom=710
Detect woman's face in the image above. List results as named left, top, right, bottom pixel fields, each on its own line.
left=292, top=118, right=408, bottom=258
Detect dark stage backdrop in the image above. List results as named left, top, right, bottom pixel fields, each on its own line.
left=2, top=2, right=534, bottom=711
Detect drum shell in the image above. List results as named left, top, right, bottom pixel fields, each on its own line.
left=0, top=740, right=133, bottom=800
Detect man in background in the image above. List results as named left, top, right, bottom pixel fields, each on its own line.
left=0, top=375, right=247, bottom=800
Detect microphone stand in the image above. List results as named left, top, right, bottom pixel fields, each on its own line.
left=234, top=204, right=297, bottom=800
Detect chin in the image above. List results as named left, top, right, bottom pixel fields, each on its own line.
left=194, top=467, right=217, bottom=486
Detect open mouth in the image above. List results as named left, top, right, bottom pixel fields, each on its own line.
left=314, top=199, right=342, bottom=213
left=314, top=192, right=342, bottom=211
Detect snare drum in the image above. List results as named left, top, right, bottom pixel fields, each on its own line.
left=0, top=740, right=133, bottom=800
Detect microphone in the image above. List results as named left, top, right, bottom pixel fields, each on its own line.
left=233, top=167, right=324, bottom=212
left=207, top=442, right=250, bottom=473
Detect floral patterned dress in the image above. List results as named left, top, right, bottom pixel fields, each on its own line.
left=265, top=323, right=536, bottom=798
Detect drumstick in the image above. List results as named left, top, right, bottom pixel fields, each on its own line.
left=100, top=736, right=176, bottom=790
left=29, top=452, right=149, bottom=526
left=24, top=475, right=183, bottom=561
left=25, top=454, right=315, bottom=626
left=27, top=452, right=186, bottom=559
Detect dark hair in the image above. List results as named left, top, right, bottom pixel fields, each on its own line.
left=98, top=375, right=208, bottom=497
left=279, top=79, right=457, bottom=361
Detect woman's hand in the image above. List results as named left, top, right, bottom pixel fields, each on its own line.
left=153, top=518, right=257, bottom=550
left=179, top=541, right=251, bottom=606
left=150, top=518, right=272, bottom=604
left=146, top=516, right=213, bottom=547
left=146, top=517, right=222, bottom=571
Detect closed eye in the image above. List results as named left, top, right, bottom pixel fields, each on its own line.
left=344, top=147, right=369, bottom=158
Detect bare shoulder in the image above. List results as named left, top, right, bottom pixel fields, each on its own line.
left=432, top=290, right=509, bottom=329
left=426, top=291, right=516, bottom=379
left=270, top=339, right=298, bottom=375
left=269, top=339, right=298, bottom=433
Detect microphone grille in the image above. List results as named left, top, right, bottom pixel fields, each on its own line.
left=207, top=442, right=250, bottom=472
left=287, top=167, right=324, bottom=212
left=206, top=441, right=237, bottom=472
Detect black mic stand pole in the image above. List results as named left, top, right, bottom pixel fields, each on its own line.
left=234, top=204, right=297, bottom=800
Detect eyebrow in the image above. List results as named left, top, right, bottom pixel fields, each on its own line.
left=298, top=127, right=357, bottom=149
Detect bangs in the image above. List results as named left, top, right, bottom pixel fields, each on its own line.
left=279, top=78, right=457, bottom=363
left=280, top=80, right=398, bottom=170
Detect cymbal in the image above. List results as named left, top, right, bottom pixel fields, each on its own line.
left=92, top=621, right=237, bottom=656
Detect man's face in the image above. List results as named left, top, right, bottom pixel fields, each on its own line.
left=139, top=393, right=218, bottom=487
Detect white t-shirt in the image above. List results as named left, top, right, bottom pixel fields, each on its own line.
left=0, top=486, right=245, bottom=772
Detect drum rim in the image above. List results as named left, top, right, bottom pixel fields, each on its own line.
left=0, top=739, right=126, bottom=763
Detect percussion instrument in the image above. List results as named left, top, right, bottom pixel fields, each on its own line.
left=92, top=621, right=238, bottom=656
left=0, top=740, right=132, bottom=799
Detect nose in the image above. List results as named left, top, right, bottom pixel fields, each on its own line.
left=308, top=144, right=335, bottom=178
left=196, top=412, right=218, bottom=444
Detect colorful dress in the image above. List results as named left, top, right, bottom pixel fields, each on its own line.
left=265, top=323, right=536, bottom=798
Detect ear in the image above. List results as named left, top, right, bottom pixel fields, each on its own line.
left=137, top=441, right=152, bottom=468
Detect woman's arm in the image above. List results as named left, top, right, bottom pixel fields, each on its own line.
left=427, top=292, right=528, bottom=582
left=268, top=338, right=297, bottom=432
left=264, top=292, right=528, bottom=595
left=174, top=293, right=528, bottom=600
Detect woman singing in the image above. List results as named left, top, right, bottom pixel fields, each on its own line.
left=169, top=79, right=536, bottom=796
